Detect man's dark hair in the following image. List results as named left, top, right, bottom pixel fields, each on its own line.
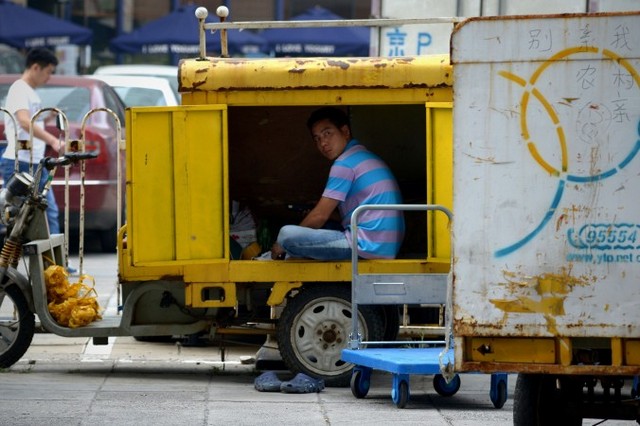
left=25, top=47, right=58, bottom=69
left=307, top=106, right=351, bottom=133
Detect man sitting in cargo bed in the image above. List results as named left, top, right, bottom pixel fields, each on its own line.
left=270, top=106, right=405, bottom=260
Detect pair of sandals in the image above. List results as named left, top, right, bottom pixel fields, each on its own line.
left=254, top=371, right=325, bottom=393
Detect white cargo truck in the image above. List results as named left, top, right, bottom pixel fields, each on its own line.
left=452, top=12, right=640, bottom=423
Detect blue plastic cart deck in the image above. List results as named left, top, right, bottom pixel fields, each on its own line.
left=341, top=346, right=508, bottom=409
left=341, top=346, right=452, bottom=374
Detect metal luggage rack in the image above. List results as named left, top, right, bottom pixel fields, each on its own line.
left=341, top=204, right=508, bottom=409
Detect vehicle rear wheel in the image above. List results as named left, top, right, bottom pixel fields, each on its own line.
left=0, top=284, right=35, bottom=368
left=380, top=305, right=400, bottom=342
left=513, top=374, right=582, bottom=426
left=276, top=284, right=384, bottom=387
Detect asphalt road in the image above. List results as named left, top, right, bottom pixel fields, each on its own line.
left=0, top=251, right=634, bottom=425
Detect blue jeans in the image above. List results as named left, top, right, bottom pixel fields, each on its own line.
left=276, top=225, right=351, bottom=260
left=0, top=158, right=60, bottom=234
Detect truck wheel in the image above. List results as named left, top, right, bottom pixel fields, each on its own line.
left=380, top=305, right=400, bottom=342
left=0, top=284, right=35, bottom=368
left=513, top=374, right=582, bottom=426
left=276, top=284, right=384, bottom=387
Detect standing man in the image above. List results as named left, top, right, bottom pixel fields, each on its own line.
left=271, top=106, right=405, bottom=260
left=1, top=47, right=63, bottom=235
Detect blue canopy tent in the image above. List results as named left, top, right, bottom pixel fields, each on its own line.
left=261, top=6, right=370, bottom=57
left=0, top=0, right=92, bottom=49
left=110, top=4, right=267, bottom=64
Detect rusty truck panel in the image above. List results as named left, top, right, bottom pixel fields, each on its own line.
left=179, top=54, right=452, bottom=92
left=451, top=13, right=640, bottom=372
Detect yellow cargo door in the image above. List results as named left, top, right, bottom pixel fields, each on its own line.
left=126, top=105, right=228, bottom=265
left=426, top=102, right=453, bottom=261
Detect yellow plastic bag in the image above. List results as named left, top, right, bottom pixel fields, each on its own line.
left=44, top=265, right=102, bottom=328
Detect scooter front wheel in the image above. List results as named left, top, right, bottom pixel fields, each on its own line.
left=0, top=283, right=35, bottom=368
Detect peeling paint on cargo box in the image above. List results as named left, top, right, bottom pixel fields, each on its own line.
left=489, top=268, right=594, bottom=335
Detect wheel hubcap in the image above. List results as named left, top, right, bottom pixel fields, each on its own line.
left=292, top=297, right=366, bottom=377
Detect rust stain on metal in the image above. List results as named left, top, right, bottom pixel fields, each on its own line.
left=489, top=267, right=594, bottom=335
left=457, top=361, right=640, bottom=376
left=288, top=67, right=305, bottom=74
left=326, top=60, right=350, bottom=70
left=558, top=97, right=579, bottom=107
left=191, top=79, right=207, bottom=89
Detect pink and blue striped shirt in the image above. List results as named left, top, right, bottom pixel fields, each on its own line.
left=322, top=139, right=405, bottom=259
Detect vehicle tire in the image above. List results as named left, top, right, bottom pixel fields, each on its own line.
left=380, top=305, right=400, bottom=342
left=513, top=374, right=582, bottom=426
left=433, top=373, right=461, bottom=397
left=99, top=226, right=118, bottom=253
left=0, top=284, right=35, bottom=368
left=276, top=284, right=385, bottom=388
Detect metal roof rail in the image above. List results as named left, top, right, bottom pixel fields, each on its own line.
left=195, top=6, right=463, bottom=58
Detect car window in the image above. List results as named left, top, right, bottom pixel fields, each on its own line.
left=37, top=86, right=91, bottom=122
left=160, top=76, right=180, bottom=99
left=0, top=46, right=24, bottom=74
left=0, top=84, right=10, bottom=111
left=113, top=87, right=167, bottom=107
left=102, top=85, right=126, bottom=125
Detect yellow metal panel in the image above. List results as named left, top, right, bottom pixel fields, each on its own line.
left=171, top=109, right=228, bottom=260
left=180, top=55, right=452, bottom=92
left=181, top=87, right=453, bottom=107
left=127, top=108, right=175, bottom=262
left=126, top=106, right=227, bottom=264
left=466, top=337, right=556, bottom=364
left=426, top=103, right=453, bottom=261
left=611, top=338, right=623, bottom=366
left=186, top=282, right=237, bottom=308
left=267, top=281, right=303, bottom=306
left=119, top=257, right=450, bottom=283
left=625, top=340, right=640, bottom=365
left=558, top=337, right=572, bottom=366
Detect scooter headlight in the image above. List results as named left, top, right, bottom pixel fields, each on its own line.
left=5, top=172, right=33, bottom=197
left=0, top=172, right=33, bottom=226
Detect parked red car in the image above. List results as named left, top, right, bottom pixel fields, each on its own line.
left=0, top=75, right=126, bottom=251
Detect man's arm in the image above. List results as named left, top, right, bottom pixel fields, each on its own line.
left=299, top=196, right=339, bottom=229
left=270, top=196, right=340, bottom=259
left=14, top=109, right=62, bottom=151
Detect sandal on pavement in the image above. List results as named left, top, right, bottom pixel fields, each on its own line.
left=254, top=371, right=283, bottom=392
left=280, top=373, right=325, bottom=394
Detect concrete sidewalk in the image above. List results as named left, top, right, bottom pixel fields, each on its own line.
left=5, top=333, right=516, bottom=426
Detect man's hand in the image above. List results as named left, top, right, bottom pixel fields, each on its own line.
left=270, top=242, right=286, bottom=260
